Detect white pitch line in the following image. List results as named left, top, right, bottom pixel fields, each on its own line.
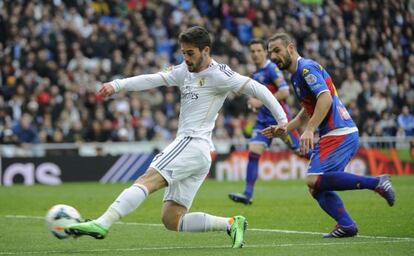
left=0, top=240, right=412, bottom=255
left=4, top=215, right=414, bottom=241
left=249, top=228, right=414, bottom=240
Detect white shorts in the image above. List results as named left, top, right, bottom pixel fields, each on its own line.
left=150, top=136, right=211, bottom=209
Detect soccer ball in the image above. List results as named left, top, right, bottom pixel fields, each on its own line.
left=45, top=204, right=82, bottom=239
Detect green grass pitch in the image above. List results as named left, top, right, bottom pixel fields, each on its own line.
left=1, top=177, right=413, bottom=255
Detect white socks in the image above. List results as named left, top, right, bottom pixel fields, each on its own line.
left=95, top=185, right=232, bottom=233
left=178, top=212, right=232, bottom=232
left=96, top=184, right=149, bottom=229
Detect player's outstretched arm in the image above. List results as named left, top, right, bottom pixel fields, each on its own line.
left=239, top=79, right=288, bottom=125
left=99, top=74, right=167, bottom=98
left=98, top=83, right=116, bottom=98
left=111, top=74, right=167, bottom=93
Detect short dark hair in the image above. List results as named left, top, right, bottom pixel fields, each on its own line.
left=268, top=33, right=295, bottom=47
left=248, top=38, right=266, bottom=50
left=178, top=26, right=212, bottom=51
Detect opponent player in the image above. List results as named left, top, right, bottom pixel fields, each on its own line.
left=228, top=39, right=301, bottom=205
left=65, top=26, right=288, bottom=248
left=262, top=33, right=395, bottom=238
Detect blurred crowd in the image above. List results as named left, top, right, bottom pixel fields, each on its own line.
left=0, top=0, right=413, bottom=146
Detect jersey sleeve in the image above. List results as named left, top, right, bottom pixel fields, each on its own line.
left=158, top=62, right=187, bottom=86
left=269, top=64, right=288, bottom=89
left=216, top=64, right=250, bottom=93
left=301, top=65, right=329, bottom=97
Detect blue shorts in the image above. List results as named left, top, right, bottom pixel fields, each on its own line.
left=307, top=132, right=359, bottom=175
left=250, top=121, right=300, bottom=150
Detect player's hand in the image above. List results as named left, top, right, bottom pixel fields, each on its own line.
left=300, top=129, right=314, bottom=155
left=248, top=97, right=263, bottom=111
left=98, top=83, right=116, bottom=98
left=261, top=124, right=288, bottom=138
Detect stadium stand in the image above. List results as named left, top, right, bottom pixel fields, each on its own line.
left=0, top=0, right=413, bottom=147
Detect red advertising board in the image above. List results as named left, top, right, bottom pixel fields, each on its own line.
left=213, top=149, right=414, bottom=181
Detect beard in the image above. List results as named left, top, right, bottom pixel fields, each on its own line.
left=187, top=55, right=204, bottom=73
left=273, top=53, right=292, bottom=70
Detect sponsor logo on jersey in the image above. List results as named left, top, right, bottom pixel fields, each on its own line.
left=182, top=86, right=199, bottom=100
left=181, top=92, right=199, bottom=100
left=302, top=68, right=310, bottom=76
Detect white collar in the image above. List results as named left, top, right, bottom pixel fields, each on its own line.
left=295, top=56, right=302, bottom=73
left=262, top=59, right=271, bottom=69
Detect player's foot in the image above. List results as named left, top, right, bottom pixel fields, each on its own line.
left=65, top=220, right=108, bottom=239
left=228, top=193, right=252, bottom=205
left=228, top=215, right=248, bottom=248
left=323, top=223, right=358, bottom=238
left=374, top=175, right=395, bottom=206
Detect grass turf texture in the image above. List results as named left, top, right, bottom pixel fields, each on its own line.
left=1, top=177, right=413, bottom=255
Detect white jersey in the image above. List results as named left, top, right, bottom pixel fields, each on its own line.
left=159, top=60, right=249, bottom=142
left=112, top=59, right=287, bottom=147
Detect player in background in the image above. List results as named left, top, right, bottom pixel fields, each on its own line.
left=65, top=26, right=288, bottom=248
left=228, top=39, right=301, bottom=205
left=262, top=33, right=395, bottom=238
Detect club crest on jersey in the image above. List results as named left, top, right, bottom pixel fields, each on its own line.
left=304, top=74, right=317, bottom=85
left=198, top=77, right=206, bottom=87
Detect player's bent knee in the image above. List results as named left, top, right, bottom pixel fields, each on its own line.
left=249, top=144, right=265, bottom=155
left=306, top=175, right=320, bottom=189
left=308, top=187, right=317, bottom=198
left=161, top=213, right=181, bottom=231
left=161, top=201, right=187, bottom=231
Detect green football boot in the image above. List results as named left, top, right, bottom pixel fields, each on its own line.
left=65, top=220, right=108, bottom=239
left=228, top=215, right=247, bottom=248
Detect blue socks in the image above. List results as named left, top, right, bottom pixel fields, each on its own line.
left=317, top=172, right=380, bottom=191
left=313, top=191, right=354, bottom=226
left=312, top=172, right=380, bottom=226
left=243, top=152, right=261, bottom=198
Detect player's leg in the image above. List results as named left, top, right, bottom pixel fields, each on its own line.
left=229, top=122, right=270, bottom=205
left=309, top=181, right=358, bottom=237
left=159, top=137, right=247, bottom=247
left=228, top=143, right=266, bottom=204
left=65, top=137, right=189, bottom=239
left=307, top=132, right=395, bottom=206
left=64, top=168, right=167, bottom=239
left=305, top=133, right=360, bottom=237
left=162, top=201, right=231, bottom=232
left=244, top=143, right=265, bottom=198
left=95, top=168, right=166, bottom=228
left=162, top=174, right=247, bottom=248
left=306, top=132, right=394, bottom=238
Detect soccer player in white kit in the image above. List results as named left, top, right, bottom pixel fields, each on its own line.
left=65, top=26, right=288, bottom=248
